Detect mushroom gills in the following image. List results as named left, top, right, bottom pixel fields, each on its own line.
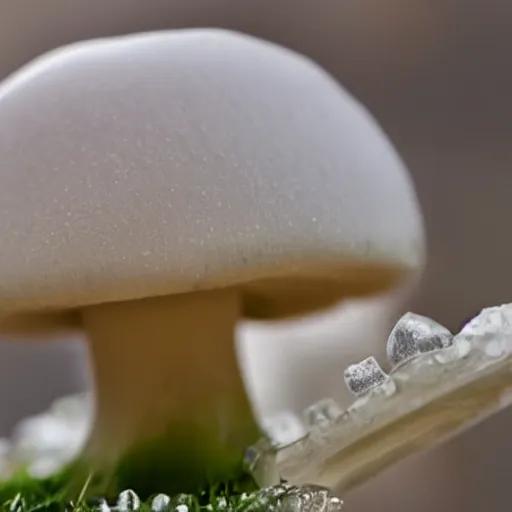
left=243, top=262, right=408, bottom=320
left=81, top=288, right=259, bottom=496
left=246, top=304, right=512, bottom=493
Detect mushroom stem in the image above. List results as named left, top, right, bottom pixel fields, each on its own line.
left=81, top=288, right=259, bottom=495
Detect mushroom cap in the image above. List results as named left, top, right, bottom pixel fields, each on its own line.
left=0, top=29, right=424, bottom=332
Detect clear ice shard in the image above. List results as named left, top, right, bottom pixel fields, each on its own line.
left=302, top=399, right=344, bottom=429
left=386, top=312, right=453, bottom=366
left=344, top=357, right=388, bottom=397
left=244, top=438, right=281, bottom=488
left=248, top=304, right=512, bottom=496
left=261, top=411, right=308, bottom=448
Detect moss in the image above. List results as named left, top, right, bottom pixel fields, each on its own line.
left=0, top=400, right=262, bottom=509
left=0, top=458, right=259, bottom=510
left=0, top=466, right=75, bottom=511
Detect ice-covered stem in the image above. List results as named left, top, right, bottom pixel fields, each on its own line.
left=249, top=305, right=512, bottom=493
left=81, top=288, right=260, bottom=496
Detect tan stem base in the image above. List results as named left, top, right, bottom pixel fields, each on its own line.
left=81, top=289, right=259, bottom=478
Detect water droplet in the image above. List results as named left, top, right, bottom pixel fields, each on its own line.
left=151, top=493, right=171, bottom=511
left=172, top=494, right=198, bottom=511
left=97, top=499, right=112, bottom=512
left=117, top=489, right=140, bottom=511
left=387, top=313, right=452, bottom=366
left=215, top=496, right=228, bottom=509
left=274, top=485, right=343, bottom=512
left=309, top=492, right=329, bottom=512
left=280, top=494, right=303, bottom=512
left=326, top=496, right=344, bottom=511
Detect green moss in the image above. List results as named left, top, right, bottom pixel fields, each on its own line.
left=0, top=464, right=260, bottom=510
left=0, top=466, right=75, bottom=511
left=0, top=437, right=259, bottom=510
left=0, top=407, right=262, bottom=508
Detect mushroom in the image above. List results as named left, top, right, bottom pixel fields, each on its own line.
left=0, top=29, right=424, bottom=495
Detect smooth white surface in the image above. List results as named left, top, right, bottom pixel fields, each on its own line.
left=0, top=29, right=423, bottom=315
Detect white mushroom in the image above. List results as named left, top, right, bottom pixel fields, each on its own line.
left=0, top=29, right=424, bottom=495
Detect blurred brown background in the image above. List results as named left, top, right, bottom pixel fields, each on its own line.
left=0, top=0, right=511, bottom=510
